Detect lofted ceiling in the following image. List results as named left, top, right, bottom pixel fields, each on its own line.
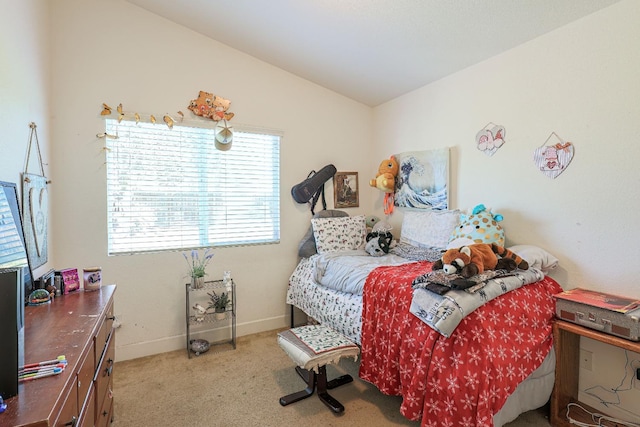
left=126, top=0, right=620, bottom=107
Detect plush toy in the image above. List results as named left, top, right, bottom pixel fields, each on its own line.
left=369, top=156, right=399, bottom=215
left=369, top=157, right=399, bottom=193
left=365, top=215, right=380, bottom=232
left=365, top=231, right=395, bottom=256
left=448, top=204, right=506, bottom=247
left=365, top=221, right=396, bottom=256
left=432, top=243, right=529, bottom=278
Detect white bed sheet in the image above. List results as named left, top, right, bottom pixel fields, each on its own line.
left=313, top=250, right=409, bottom=295
left=287, top=256, right=363, bottom=344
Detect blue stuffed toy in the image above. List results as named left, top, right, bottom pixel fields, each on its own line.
left=449, top=204, right=505, bottom=247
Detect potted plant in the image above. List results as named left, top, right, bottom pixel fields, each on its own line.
left=207, top=290, right=229, bottom=320
left=183, top=249, right=214, bottom=289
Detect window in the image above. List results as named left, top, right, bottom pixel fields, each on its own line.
left=105, top=119, right=280, bottom=255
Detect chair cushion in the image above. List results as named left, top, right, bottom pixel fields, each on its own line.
left=278, top=325, right=360, bottom=372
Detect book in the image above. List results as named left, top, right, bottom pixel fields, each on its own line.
left=555, top=288, right=640, bottom=313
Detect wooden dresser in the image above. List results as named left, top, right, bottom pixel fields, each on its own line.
left=3, top=284, right=116, bottom=427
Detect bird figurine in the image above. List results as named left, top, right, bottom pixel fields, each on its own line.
left=163, top=114, right=174, bottom=129
left=101, top=103, right=112, bottom=115
left=117, top=103, right=124, bottom=122
left=192, top=303, right=207, bottom=321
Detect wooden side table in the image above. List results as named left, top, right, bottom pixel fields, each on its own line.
left=551, top=319, right=640, bottom=427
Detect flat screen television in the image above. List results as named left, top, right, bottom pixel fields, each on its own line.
left=0, top=180, right=34, bottom=302
left=0, top=180, right=32, bottom=398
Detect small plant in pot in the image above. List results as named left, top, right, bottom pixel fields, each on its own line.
left=207, top=290, right=229, bottom=320
left=183, top=249, right=214, bottom=289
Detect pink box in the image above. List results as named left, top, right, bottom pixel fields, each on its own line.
left=60, top=268, right=80, bottom=294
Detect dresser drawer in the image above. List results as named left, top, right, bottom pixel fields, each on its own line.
left=54, top=381, right=78, bottom=427
left=76, top=344, right=95, bottom=416
left=78, top=384, right=95, bottom=427
left=95, top=379, right=113, bottom=427
left=95, top=300, right=114, bottom=361
left=96, top=331, right=115, bottom=412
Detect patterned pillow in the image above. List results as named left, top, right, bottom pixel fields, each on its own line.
left=311, top=215, right=366, bottom=254
left=298, top=210, right=349, bottom=258
left=400, top=210, right=461, bottom=249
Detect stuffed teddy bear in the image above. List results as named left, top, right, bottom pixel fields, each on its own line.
left=369, top=157, right=398, bottom=193
left=432, top=243, right=529, bottom=278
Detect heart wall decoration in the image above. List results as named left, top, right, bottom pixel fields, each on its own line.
left=476, top=123, right=506, bottom=156
left=22, top=173, right=49, bottom=268
left=22, top=122, right=49, bottom=269
left=533, top=132, right=575, bottom=179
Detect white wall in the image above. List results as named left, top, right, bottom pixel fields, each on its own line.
left=49, top=0, right=372, bottom=360
left=0, top=0, right=53, bottom=280
left=372, top=1, right=640, bottom=421
left=373, top=0, right=640, bottom=299
left=4, top=1, right=640, bottom=420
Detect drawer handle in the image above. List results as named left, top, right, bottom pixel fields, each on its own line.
left=102, top=410, right=109, bottom=417
left=63, top=416, right=78, bottom=426
left=104, top=359, right=114, bottom=377
left=107, top=315, right=116, bottom=321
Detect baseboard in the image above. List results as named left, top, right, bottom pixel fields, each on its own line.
left=115, top=315, right=288, bottom=361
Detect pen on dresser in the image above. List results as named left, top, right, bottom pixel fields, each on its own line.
left=20, top=355, right=66, bottom=370
left=19, top=363, right=67, bottom=375
left=19, top=369, right=64, bottom=382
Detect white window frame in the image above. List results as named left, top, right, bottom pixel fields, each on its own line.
left=105, top=118, right=281, bottom=255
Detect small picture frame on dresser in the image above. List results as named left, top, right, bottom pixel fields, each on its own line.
left=60, top=268, right=80, bottom=294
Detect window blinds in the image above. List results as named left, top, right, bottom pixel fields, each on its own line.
left=105, top=119, right=280, bottom=255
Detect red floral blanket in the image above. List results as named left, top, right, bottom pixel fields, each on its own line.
left=359, top=261, right=562, bottom=427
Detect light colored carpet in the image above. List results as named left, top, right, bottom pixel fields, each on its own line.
left=113, top=329, right=551, bottom=427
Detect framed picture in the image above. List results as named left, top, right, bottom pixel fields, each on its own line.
left=333, top=171, right=359, bottom=208
left=394, top=148, right=449, bottom=210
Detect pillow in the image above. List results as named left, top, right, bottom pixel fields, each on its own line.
left=508, top=245, right=559, bottom=273
left=400, top=210, right=461, bottom=249
left=298, top=210, right=349, bottom=258
left=311, top=215, right=366, bottom=254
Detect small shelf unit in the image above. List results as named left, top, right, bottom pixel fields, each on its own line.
left=185, top=278, right=236, bottom=358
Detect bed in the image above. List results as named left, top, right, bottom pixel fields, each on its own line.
left=286, top=210, right=562, bottom=427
